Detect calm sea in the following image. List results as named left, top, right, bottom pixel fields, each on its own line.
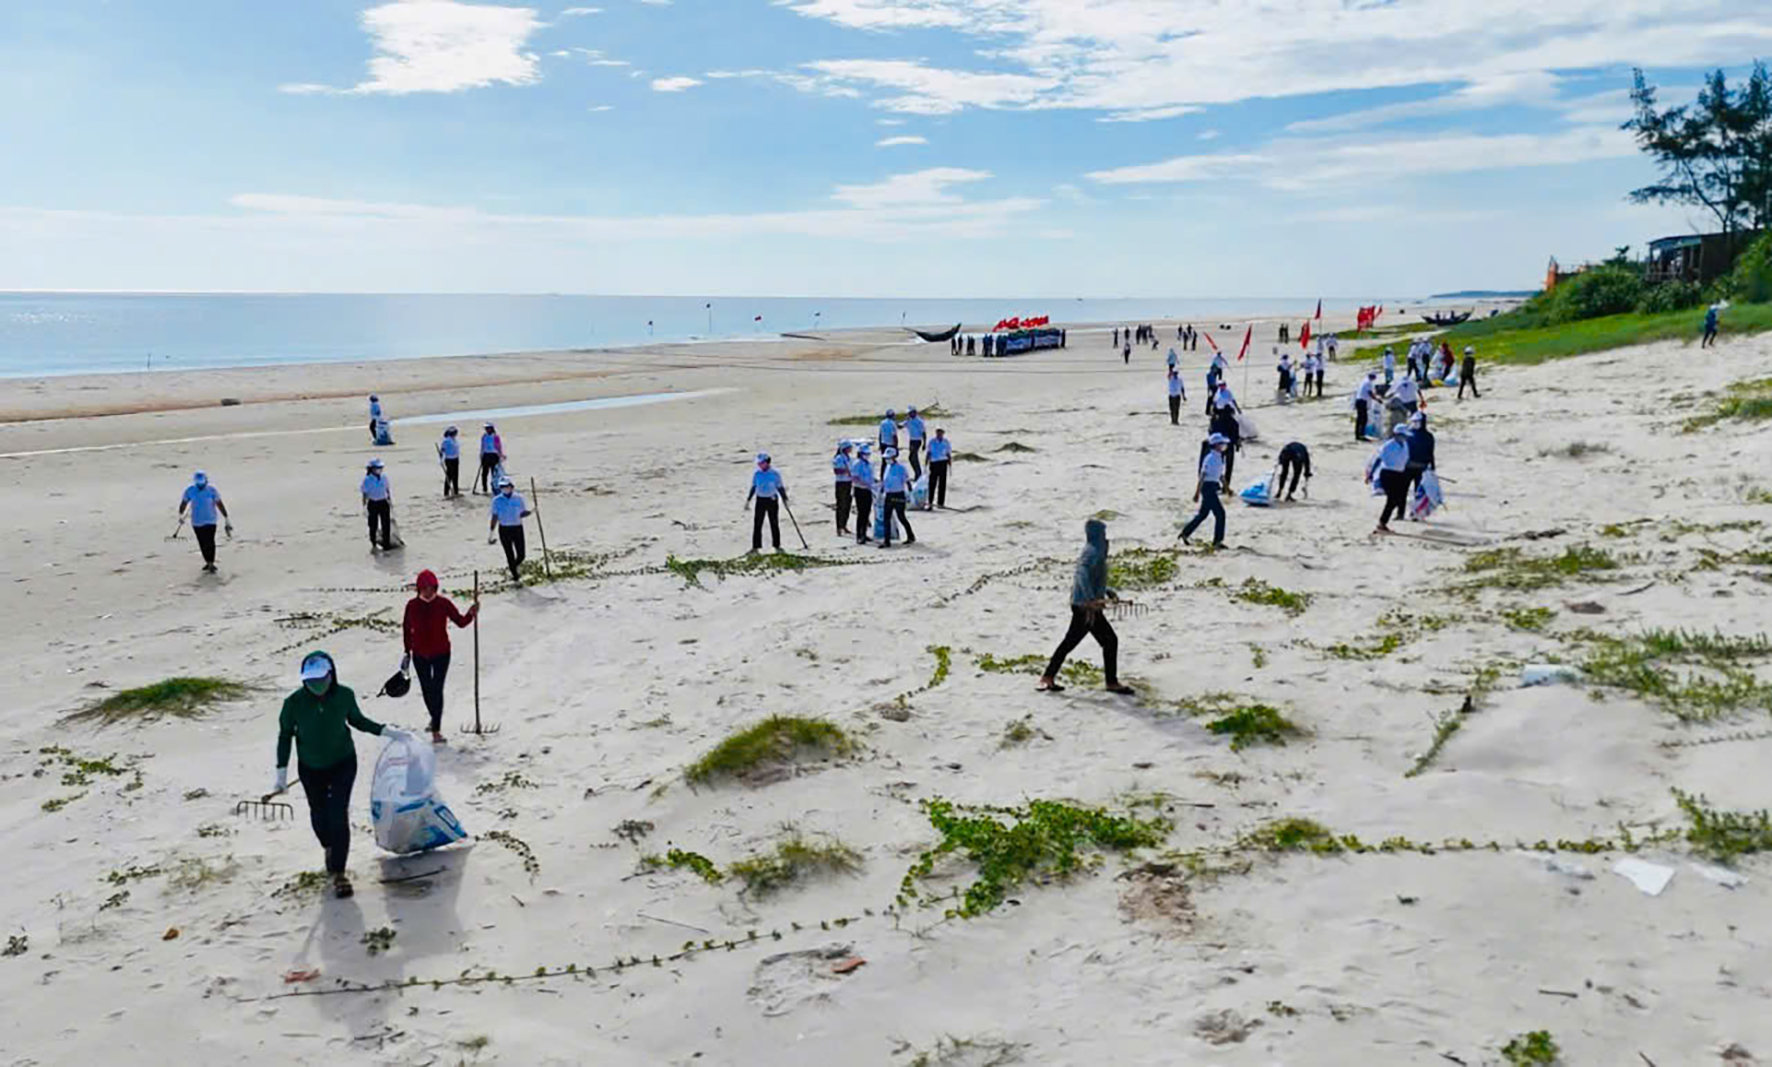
left=0, top=293, right=1373, bottom=378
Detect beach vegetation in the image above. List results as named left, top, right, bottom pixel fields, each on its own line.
left=975, top=651, right=1102, bottom=687
left=482, top=830, right=540, bottom=878
left=274, top=870, right=331, bottom=899
left=1575, top=628, right=1772, bottom=721
left=999, top=715, right=1050, bottom=748
left=993, top=441, right=1037, bottom=454
left=362, top=927, right=396, bottom=956
left=900, top=1036, right=1025, bottom=1067
left=1625, top=64, right=1772, bottom=243
left=925, top=645, right=951, bottom=689
left=3, top=935, right=26, bottom=957
left=1204, top=704, right=1301, bottom=751
left=1500, top=1030, right=1561, bottom=1065
left=1500, top=606, right=1555, bottom=632
left=1249, top=644, right=1268, bottom=669
left=1537, top=441, right=1611, bottom=459
left=898, top=798, right=1169, bottom=918
left=167, top=856, right=239, bottom=892
left=728, top=834, right=862, bottom=898
left=1458, top=545, right=1619, bottom=591
left=1230, top=578, right=1311, bottom=616
left=827, top=403, right=953, bottom=426
left=1682, top=376, right=1772, bottom=431
left=664, top=552, right=848, bottom=589
left=684, top=716, right=853, bottom=784
left=64, top=677, right=250, bottom=728
left=1242, top=817, right=1344, bottom=854
left=1672, top=788, right=1772, bottom=864
left=1168, top=691, right=1248, bottom=718
left=475, top=769, right=538, bottom=795
left=1107, top=548, right=1179, bottom=590
left=949, top=451, right=990, bottom=463
left=1363, top=301, right=1772, bottom=367
left=1406, top=708, right=1465, bottom=778
left=641, top=848, right=724, bottom=885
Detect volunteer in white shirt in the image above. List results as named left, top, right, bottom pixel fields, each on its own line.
left=1167, top=366, right=1186, bottom=425
left=926, top=429, right=953, bottom=508
left=850, top=444, right=876, bottom=544
left=360, top=458, right=394, bottom=551
left=1366, top=423, right=1413, bottom=533
left=438, top=426, right=461, bottom=497
left=1180, top=433, right=1230, bottom=548
left=1354, top=373, right=1378, bottom=442
left=904, top=407, right=927, bottom=480
left=487, top=476, right=532, bottom=581
left=744, top=452, right=788, bottom=553
left=1382, top=347, right=1397, bottom=388
left=877, top=448, right=915, bottom=548
left=178, top=470, right=233, bottom=573
left=878, top=410, right=900, bottom=476
left=831, top=441, right=854, bottom=536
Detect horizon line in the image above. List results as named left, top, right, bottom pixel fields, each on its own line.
left=0, top=288, right=1459, bottom=301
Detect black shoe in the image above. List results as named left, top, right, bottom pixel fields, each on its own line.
left=332, top=873, right=354, bottom=899
left=905, top=536, right=916, bottom=544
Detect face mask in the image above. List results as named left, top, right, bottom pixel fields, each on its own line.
left=304, top=677, right=330, bottom=696
left=501, top=487, right=513, bottom=496
left=419, top=587, right=437, bottom=601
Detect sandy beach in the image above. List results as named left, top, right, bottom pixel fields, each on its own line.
left=3, top=316, right=1770, bottom=1066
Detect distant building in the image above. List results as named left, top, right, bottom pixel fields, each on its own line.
left=1645, top=231, right=1764, bottom=286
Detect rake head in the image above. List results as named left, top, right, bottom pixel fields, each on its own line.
left=235, top=798, right=296, bottom=821
left=460, top=721, right=502, bottom=736
left=1106, top=600, right=1151, bottom=619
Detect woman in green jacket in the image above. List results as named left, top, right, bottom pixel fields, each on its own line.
left=269, top=651, right=412, bottom=898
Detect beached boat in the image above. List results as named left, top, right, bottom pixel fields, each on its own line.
left=1420, top=311, right=1472, bottom=327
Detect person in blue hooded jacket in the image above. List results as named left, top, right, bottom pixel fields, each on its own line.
left=178, top=470, right=233, bottom=573
left=1037, top=519, right=1134, bottom=694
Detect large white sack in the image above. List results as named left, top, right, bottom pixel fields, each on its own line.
left=370, top=733, right=469, bottom=854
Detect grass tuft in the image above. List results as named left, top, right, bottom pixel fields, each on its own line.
left=664, top=553, right=846, bottom=589
left=1500, top=606, right=1555, bottom=632
left=1500, top=1030, right=1560, bottom=1066
left=1578, top=628, right=1772, bottom=721
left=640, top=848, right=724, bottom=884
left=993, top=441, right=1038, bottom=453
left=684, top=716, right=853, bottom=784
left=976, top=651, right=1102, bottom=687
left=1683, top=376, right=1772, bottom=432
left=65, top=677, right=250, bottom=728
left=728, top=834, right=862, bottom=898
left=1230, top=578, right=1311, bottom=616
left=1242, top=817, right=1345, bottom=854
left=827, top=403, right=953, bottom=427
left=1459, top=545, right=1619, bottom=591
left=1672, top=788, right=1772, bottom=864
left=1204, top=704, right=1301, bottom=751
left=1537, top=441, right=1611, bottom=459
left=1108, top=548, right=1179, bottom=590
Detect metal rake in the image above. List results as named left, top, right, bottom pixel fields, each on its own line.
left=235, top=797, right=296, bottom=821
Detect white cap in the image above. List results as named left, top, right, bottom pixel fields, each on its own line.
left=1207, top=432, right=1229, bottom=446
left=1464, top=346, right=1473, bottom=354
left=859, top=442, right=872, bottom=454
left=1392, top=422, right=1410, bottom=436
left=300, top=653, right=332, bottom=680
left=757, top=452, right=771, bottom=464
left=498, top=475, right=514, bottom=488
left=884, top=447, right=898, bottom=458
left=368, top=457, right=384, bottom=469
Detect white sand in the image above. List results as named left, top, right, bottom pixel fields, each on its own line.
left=3, top=317, right=1771, bottom=1065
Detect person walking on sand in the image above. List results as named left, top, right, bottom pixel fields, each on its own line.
left=877, top=447, right=915, bottom=548
left=1354, top=372, right=1377, bottom=441
left=487, top=476, right=532, bottom=582
left=476, top=423, right=504, bottom=494
left=178, top=470, right=233, bottom=573
left=1113, top=327, right=1120, bottom=348
left=438, top=426, right=461, bottom=498
left=1314, top=349, right=1327, bottom=397
left=1181, top=433, right=1230, bottom=548
left=1276, top=441, right=1312, bottom=501
left=361, top=458, right=394, bottom=552
left=1167, top=366, right=1186, bottom=425
left=1458, top=346, right=1480, bottom=400
left=1702, top=304, right=1721, bottom=348
left=368, top=395, right=383, bottom=443
left=1276, top=350, right=1295, bottom=403
left=402, top=570, right=478, bottom=744
left=905, top=406, right=927, bottom=480
left=832, top=440, right=854, bottom=536
left=878, top=409, right=900, bottom=476
left=1367, top=423, right=1413, bottom=534
left=744, top=452, right=788, bottom=553
left=269, top=651, right=414, bottom=898
left=850, top=444, right=875, bottom=544
left=927, top=428, right=953, bottom=508
left=1036, top=519, right=1135, bottom=695
left=1382, top=347, right=1397, bottom=389
left=1405, top=411, right=1436, bottom=505
left=1123, top=338, right=1132, bottom=365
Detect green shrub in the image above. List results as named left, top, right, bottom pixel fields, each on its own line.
left=683, top=716, right=853, bottom=784
left=1713, top=231, right=1772, bottom=304
left=1547, top=264, right=1644, bottom=323
left=1636, top=279, right=1704, bottom=314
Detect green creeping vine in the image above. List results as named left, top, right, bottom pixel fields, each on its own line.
left=898, top=798, right=1170, bottom=919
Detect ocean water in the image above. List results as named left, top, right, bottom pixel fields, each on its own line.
left=0, top=292, right=1370, bottom=378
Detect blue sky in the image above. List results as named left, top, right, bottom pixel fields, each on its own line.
left=2, top=0, right=1769, bottom=297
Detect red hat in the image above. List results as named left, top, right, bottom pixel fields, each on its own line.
left=415, top=569, right=439, bottom=590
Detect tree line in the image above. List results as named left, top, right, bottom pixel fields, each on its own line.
left=1627, top=61, right=1772, bottom=241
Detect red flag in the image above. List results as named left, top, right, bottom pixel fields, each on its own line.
left=1202, top=330, right=1220, bottom=353
left=1236, top=324, right=1251, bottom=361
left=1299, top=321, right=1312, bottom=351
left=1314, top=299, right=1322, bottom=321
left=1375, top=305, right=1384, bottom=322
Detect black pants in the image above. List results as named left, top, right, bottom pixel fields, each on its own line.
left=1168, top=395, right=1181, bottom=424
left=1222, top=441, right=1237, bottom=489
left=366, top=499, right=391, bottom=548
left=929, top=460, right=949, bottom=507
left=1044, top=606, right=1119, bottom=684
left=853, top=489, right=873, bottom=542
left=835, top=482, right=852, bottom=532
left=1703, top=327, right=1718, bottom=348
left=478, top=453, right=499, bottom=492
left=1183, top=482, right=1226, bottom=544
left=1277, top=459, right=1303, bottom=498
left=753, top=497, right=781, bottom=550
left=909, top=440, right=923, bottom=480
left=443, top=458, right=460, bottom=496
left=1379, top=469, right=1410, bottom=527
left=1314, top=371, right=1324, bottom=397
left=498, top=524, right=526, bottom=579
left=193, top=523, right=217, bottom=565
left=1354, top=399, right=1370, bottom=440
left=413, top=652, right=451, bottom=732
left=882, top=492, right=913, bottom=546
left=1458, top=371, right=1479, bottom=399
left=297, top=756, right=357, bottom=874
left=1407, top=462, right=1429, bottom=498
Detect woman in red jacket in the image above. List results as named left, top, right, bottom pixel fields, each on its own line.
left=402, top=569, right=478, bottom=743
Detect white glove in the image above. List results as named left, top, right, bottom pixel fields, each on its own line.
left=271, top=767, right=288, bottom=795
left=224, top=523, right=234, bottom=538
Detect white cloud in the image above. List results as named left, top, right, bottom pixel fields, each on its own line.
left=830, top=167, right=992, bottom=208
left=1196, top=129, right=1220, bottom=141
left=1096, top=105, right=1198, bottom=124
left=559, top=5, right=602, bottom=14
left=1086, top=125, right=1637, bottom=190
left=293, top=0, right=546, bottom=96
left=637, top=0, right=671, bottom=5
left=772, top=0, right=1772, bottom=124
left=876, top=135, right=928, bottom=146
left=278, top=82, right=336, bottom=95
left=876, top=118, right=905, bottom=126
left=650, top=76, right=703, bottom=92
left=588, top=104, right=615, bottom=111
left=1285, top=70, right=1564, bottom=134
left=561, top=47, right=630, bottom=66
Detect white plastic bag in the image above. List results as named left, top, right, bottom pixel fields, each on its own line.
left=370, top=733, right=468, bottom=854
left=911, top=473, right=931, bottom=510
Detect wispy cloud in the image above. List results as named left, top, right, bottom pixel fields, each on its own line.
left=650, top=76, right=702, bottom=92
left=875, top=135, right=928, bottom=147
left=802, top=58, right=1055, bottom=114
left=559, top=5, right=602, bottom=14
left=1197, top=129, right=1220, bottom=141
left=280, top=0, right=545, bottom=96
left=588, top=104, right=615, bottom=111
left=876, top=118, right=906, bottom=126
left=1096, top=105, right=1198, bottom=124
left=559, top=46, right=630, bottom=67
left=830, top=167, right=992, bottom=209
